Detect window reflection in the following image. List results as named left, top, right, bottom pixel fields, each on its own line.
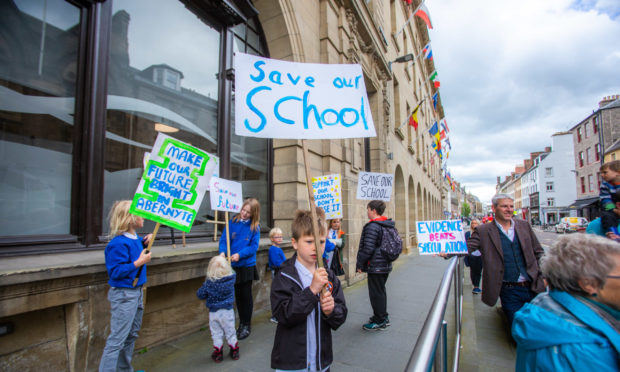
left=0, top=0, right=80, bottom=236
left=104, top=0, right=220, bottom=235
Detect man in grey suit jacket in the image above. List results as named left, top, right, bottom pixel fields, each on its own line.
left=467, top=194, right=545, bottom=330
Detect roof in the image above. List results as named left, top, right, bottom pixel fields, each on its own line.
left=601, top=98, right=620, bottom=110
left=568, top=196, right=599, bottom=209
left=605, top=138, right=620, bottom=154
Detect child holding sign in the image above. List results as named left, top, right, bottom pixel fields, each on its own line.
left=197, top=256, right=239, bottom=362
left=218, top=198, right=261, bottom=340
left=270, top=208, right=347, bottom=371
left=99, top=201, right=152, bottom=372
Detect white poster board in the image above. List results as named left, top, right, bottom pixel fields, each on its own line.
left=209, top=177, right=243, bottom=213
left=312, top=174, right=342, bottom=219
left=234, top=52, right=376, bottom=139
left=356, top=172, right=394, bottom=201
left=416, top=220, right=467, bottom=255
left=130, top=133, right=217, bottom=232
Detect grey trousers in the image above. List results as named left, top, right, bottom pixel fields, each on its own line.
left=99, top=286, right=144, bottom=372
left=209, top=308, right=237, bottom=348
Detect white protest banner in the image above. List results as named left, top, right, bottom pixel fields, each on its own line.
left=209, top=177, right=243, bottom=213
left=131, top=133, right=217, bottom=232
left=312, top=174, right=342, bottom=219
left=416, top=220, right=467, bottom=255
left=356, top=172, right=394, bottom=201
left=234, top=52, right=376, bottom=139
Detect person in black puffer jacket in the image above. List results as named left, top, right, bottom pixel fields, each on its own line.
left=356, top=200, right=396, bottom=331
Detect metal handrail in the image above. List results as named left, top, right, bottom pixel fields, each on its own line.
left=404, top=256, right=464, bottom=372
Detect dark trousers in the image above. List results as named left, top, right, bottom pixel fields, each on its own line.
left=367, top=273, right=389, bottom=323
left=499, top=285, right=536, bottom=330
left=235, top=280, right=253, bottom=326
left=469, top=256, right=483, bottom=287
left=601, top=209, right=618, bottom=232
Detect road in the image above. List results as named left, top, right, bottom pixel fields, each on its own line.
left=533, top=226, right=564, bottom=249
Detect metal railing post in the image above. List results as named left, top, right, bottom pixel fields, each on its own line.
left=433, top=320, right=448, bottom=372
left=405, top=256, right=465, bottom=372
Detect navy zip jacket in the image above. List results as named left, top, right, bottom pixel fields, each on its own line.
left=218, top=219, right=260, bottom=268
left=356, top=219, right=395, bottom=274
left=270, top=255, right=347, bottom=370
left=196, top=273, right=236, bottom=312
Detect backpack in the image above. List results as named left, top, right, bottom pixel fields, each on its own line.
left=378, top=225, right=402, bottom=261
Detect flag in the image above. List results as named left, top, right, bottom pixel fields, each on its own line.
left=423, top=42, right=433, bottom=60
left=429, top=71, right=440, bottom=88
left=429, top=121, right=440, bottom=141
left=440, top=118, right=450, bottom=132
left=415, top=3, right=433, bottom=29
left=439, top=129, right=446, bottom=141
left=432, top=92, right=438, bottom=110
left=408, top=101, right=423, bottom=130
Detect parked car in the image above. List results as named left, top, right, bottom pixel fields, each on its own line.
left=555, top=217, right=588, bottom=233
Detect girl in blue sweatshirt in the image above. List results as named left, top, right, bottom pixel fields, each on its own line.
left=99, top=200, right=152, bottom=372
left=197, top=255, right=239, bottom=362
left=218, top=197, right=261, bottom=340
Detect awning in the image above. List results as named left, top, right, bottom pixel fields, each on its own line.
left=568, top=197, right=599, bottom=209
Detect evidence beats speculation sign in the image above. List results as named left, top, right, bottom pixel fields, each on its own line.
left=416, top=220, right=467, bottom=255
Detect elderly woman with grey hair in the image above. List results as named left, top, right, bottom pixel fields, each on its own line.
left=512, top=234, right=620, bottom=371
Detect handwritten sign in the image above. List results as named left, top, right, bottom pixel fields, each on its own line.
left=209, top=177, right=243, bottom=213
left=356, top=172, right=393, bottom=201
left=312, top=174, right=342, bottom=219
left=416, top=220, right=467, bottom=255
left=234, top=52, right=376, bottom=139
left=131, top=133, right=217, bottom=232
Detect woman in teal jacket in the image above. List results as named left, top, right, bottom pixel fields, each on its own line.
left=512, top=234, right=620, bottom=371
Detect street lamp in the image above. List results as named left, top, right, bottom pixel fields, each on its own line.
left=389, top=53, right=414, bottom=72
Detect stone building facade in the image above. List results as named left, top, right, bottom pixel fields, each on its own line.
left=0, top=0, right=443, bottom=370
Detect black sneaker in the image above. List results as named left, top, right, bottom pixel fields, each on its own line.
left=362, top=320, right=387, bottom=331
left=369, top=316, right=390, bottom=327
left=229, top=343, right=240, bottom=360
left=237, top=324, right=251, bottom=340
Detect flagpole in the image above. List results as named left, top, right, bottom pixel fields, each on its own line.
left=395, top=1, right=425, bottom=38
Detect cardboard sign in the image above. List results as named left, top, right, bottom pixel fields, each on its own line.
left=209, top=177, right=243, bottom=213
left=131, top=133, right=217, bottom=232
left=312, top=174, right=342, bottom=219
left=356, top=172, right=393, bottom=201
left=416, top=220, right=467, bottom=255
left=234, top=52, right=376, bottom=139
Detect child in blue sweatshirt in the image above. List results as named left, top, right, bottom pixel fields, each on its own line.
left=99, top=200, right=152, bottom=372
left=197, top=255, right=239, bottom=362
left=218, top=197, right=261, bottom=340
left=268, top=227, right=286, bottom=323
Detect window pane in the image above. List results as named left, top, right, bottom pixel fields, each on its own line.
left=104, top=0, right=220, bottom=235
left=0, top=0, right=80, bottom=236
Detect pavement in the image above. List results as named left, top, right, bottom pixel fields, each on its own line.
left=133, top=252, right=516, bottom=371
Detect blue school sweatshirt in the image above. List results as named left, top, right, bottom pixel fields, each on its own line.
left=219, top=219, right=260, bottom=268
left=268, top=245, right=286, bottom=270
left=104, top=234, right=146, bottom=288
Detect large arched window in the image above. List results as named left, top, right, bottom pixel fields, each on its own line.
left=0, top=0, right=271, bottom=253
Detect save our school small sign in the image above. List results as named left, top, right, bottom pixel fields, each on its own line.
left=416, top=220, right=467, bottom=255
left=234, top=53, right=376, bottom=139
left=130, top=133, right=217, bottom=232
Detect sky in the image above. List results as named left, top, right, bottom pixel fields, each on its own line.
left=427, top=0, right=620, bottom=205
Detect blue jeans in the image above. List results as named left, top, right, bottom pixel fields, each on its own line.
left=499, top=285, right=536, bottom=329
left=99, top=287, right=144, bottom=372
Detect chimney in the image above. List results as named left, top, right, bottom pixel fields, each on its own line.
left=497, top=176, right=501, bottom=185
left=599, top=94, right=619, bottom=108
left=524, top=159, right=533, bottom=170
left=515, top=165, right=524, bottom=174
left=544, top=146, right=551, bottom=153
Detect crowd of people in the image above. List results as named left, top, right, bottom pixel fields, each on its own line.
left=98, top=180, right=620, bottom=371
